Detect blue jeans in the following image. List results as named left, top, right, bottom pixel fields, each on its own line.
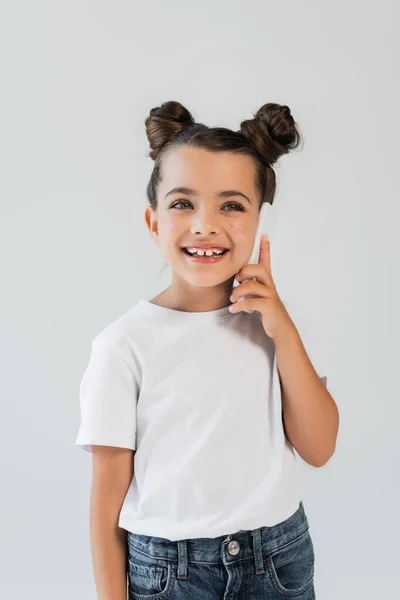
left=126, top=501, right=316, bottom=599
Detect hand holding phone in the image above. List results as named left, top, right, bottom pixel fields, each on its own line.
left=232, top=202, right=277, bottom=314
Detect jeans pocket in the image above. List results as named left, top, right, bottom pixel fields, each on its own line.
left=266, top=527, right=315, bottom=597
left=127, top=543, right=175, bottom=600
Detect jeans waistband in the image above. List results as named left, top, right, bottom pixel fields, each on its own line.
left=126, top=501, right=309, bottom=580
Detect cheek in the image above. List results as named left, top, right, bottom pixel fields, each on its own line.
left=229, top=223, right=248, bottom=236
left=163, top=219, right=181, bottom=233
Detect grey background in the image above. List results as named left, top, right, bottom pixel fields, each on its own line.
left=1, top=1, right=399, bottom=598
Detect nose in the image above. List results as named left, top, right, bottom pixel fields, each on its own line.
left=190, top=209, right=221, bottom=236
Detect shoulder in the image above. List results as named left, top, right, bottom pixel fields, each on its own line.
left=92, top=304, right=145, bottom=377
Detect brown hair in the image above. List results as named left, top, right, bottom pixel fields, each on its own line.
left=144, top=100, right=303, bottom=211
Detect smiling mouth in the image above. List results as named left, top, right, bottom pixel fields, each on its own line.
left=181, top=248, right=230, bottom=262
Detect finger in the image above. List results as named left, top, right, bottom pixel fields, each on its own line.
left=258, top=235, right=272, bottom=276
left=230, top=281, right=270, bottom=302
left=228, top=296, right=266, bottom=313
left=236, top=264, right=273, bottom=288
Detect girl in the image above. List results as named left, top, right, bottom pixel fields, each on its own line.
left=76, top=100, right=339, bottom=600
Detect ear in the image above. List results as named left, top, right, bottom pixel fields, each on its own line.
left=144, top=206, right=160, bottom=246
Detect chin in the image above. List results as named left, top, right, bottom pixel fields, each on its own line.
left=176, top=270, right=230, bottom=287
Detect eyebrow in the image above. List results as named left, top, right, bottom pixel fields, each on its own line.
left=164, top=187, right=252, bottom=205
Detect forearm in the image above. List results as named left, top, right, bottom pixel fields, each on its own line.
left=90, top=491, right=128, bottom=600
left=274, top=327, right=339, bottom=467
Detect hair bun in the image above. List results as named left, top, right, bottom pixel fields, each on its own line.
left=239, top=103, right=302, bottom=165
left=145, top=101, right=195, bottom=160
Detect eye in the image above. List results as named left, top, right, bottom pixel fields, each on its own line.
left=170, top=200, right=245, bottom=212
left=223, top=202, right=245, bottom=212
left=170, top=200, right=191, bottom=210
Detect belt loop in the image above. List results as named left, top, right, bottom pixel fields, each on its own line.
left=251, top=529, right=265, bottom=574
left=176, top=539, right=188, bottom=579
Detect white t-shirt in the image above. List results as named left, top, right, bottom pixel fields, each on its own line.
left=75, top=299, right=327, bottom=541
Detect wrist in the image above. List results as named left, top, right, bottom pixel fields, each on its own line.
left=273, top=323, right=300, bottom=346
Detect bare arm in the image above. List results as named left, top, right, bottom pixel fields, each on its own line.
left=90, top=445, right=135, bottom=600
left=275, top=328, right=339, bottom=467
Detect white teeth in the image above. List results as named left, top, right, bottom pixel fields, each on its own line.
left=186, top=247, right=225, bottom=256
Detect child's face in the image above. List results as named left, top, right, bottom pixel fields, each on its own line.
left=145, top=146, right=260, bottom=289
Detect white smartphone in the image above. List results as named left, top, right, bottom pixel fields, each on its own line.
left=232, top=202, right=277, bottom=314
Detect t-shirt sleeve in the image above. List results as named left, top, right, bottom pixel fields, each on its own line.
left=75, top=338, right=138, bottom=453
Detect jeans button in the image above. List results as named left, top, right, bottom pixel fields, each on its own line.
left=227, top=540, right=240, bottom=555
